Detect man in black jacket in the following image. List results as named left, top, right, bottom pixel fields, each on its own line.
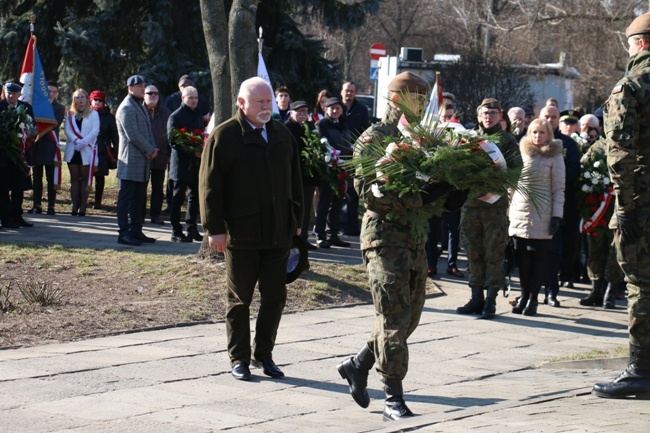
left=167, top=86, right=204, bottom=242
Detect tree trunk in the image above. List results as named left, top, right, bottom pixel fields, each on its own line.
left=199, top=0, right=232, bottom=125
left=228, top=0, right=259, bottom=105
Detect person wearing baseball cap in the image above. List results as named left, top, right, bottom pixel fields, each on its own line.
left=592, top=12, right=650, bottom=400
left=338, top=71, right=440, bottom=421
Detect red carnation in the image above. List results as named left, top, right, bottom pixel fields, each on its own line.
left=585, top=195, right=596, bottom=204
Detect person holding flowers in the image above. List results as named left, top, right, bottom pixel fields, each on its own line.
left=337, top=72, right=448, bottom=421
left=456, top=98, right=521, bottom=320
left=508, top=119, right=565, bottom=316
left=167, top=86, right=205, bottom=243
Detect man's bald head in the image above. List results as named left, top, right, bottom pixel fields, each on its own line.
left=540, top=105, right=560, bottom=131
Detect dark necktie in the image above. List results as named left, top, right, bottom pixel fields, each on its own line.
left=255, top=127, right=266, bottom=143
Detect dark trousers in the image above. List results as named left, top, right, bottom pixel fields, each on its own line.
left=518, top=245, right=549, bottom=300
left=225, top=247, right=289, bottom=366
left=149, top=169, right=166, bottom=219
left=170, top=178, right=198, bottom=233
left=32, top=164, right=55, bottom=209
left=0, top=165, right=26, bottom=224
left=166, top=178, right=174, bottom=210
left=301, top=184, right=315, bottom=241
left=444, top=210, right=461, bottom=268
left=545, top=225, right=564, bottom=297
left=315, top=181, right=342, bottom=240
left=340, top=179, right=359, bottom=234
left=425, top=215, right=443, bottom=268
left=116, top=179, right=146, bottom=237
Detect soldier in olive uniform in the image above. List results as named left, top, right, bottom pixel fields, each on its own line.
left=593, top=13, right=650, bottom=399
left=456, top=99, right=521, bottom=319
left=337, top=72, right=453, bottom=421
left=578, top=140, right=625, bottom=309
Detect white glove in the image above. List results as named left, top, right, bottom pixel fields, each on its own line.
left=74, top=141, right=85, bottom=151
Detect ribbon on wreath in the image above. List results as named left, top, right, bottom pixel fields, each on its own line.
left=477, top=140, right=507, bottom=204
left=580, top=189, right=614, bottom=234
left=67, top=112, right=97, bottom=190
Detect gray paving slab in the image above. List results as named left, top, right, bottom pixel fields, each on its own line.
left=1, top=216, right=646, bottom=432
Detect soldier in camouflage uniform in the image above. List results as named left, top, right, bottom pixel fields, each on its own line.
left=336, top=72, right=452, bottom=421
left=578, top=140, right=625, bottom=309
left=456, top=99, right=521, bottom=319
left=592, top=13, right=650, bottom=399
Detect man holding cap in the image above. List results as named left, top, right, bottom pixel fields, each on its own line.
left=338, top=72, right=447, bottom=421
left=115, top=75, right=158, bottom=246
left=592, top=12, right=650, bottom=399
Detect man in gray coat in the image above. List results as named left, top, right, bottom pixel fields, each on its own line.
left=115, top=75, right=158, bottom=246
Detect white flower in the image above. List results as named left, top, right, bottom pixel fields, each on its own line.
left=320, top=138, right=329, bottom=145
left=371, top=183, right=384, bottom=198
left=581, top=184, right=592, bottom=192
left=583, top=171, right=592, bottom=179
left=603, top=177, right=610, bottom=185
left=17, top=133, right=23, bottom=138
left=593, top=161, right=601, bottom=168
left=591, top=177, right=600, bottom=185
left=19, top=122, right=25, bottom=129
left=324, top=155, right=331, bottom=163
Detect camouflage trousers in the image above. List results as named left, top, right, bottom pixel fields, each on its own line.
left=460, top=205, right=508, bottom=289
left=614, top=230, right=650, bottom=348
left=363, top=246, right=427, bottom=381
left=586, top=228, right=624, bottom=283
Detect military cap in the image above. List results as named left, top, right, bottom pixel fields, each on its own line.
left=559, top=109, right=579, bottom=124
left=4, top=82, right=22, bottom=93
left=626, top=13, right=650, bottom=38
left=479, top=98, right=502, bottom=111
left=325, top=97, right=344, bottom=108
left=290, top=100, right=308, bottom=110
left=178, top=74, right=194, bottom=86
left=388, top=71, right=429, bottom=94
left=126, top=75, right=146, bottom=87
left=523, top=105, right=534, bottom=116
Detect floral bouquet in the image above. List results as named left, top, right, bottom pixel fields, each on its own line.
left=578, top=149, right=613, bottom=236
left=347, top=99, right=540, bottom=237
left=0, top=105, right=37, bottom=173
left=301, top=126, right=347, bottom=196
left=169, top=127, right=205, bottom=154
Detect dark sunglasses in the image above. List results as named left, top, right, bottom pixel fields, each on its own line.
left=145, top=92, right=159, bottom=95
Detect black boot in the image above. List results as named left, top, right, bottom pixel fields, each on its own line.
left=186, top=225, right=203, bottom=242
left=512, top=288, right=529, bottom=315
left=580, top=278, right=605, bottom=306
left=481, top=287, right=499, bottom=319
left=603, top=283, right=616, bottom=309
left=337, top=345, right=375, bottom=408
left=523, top=287, right=540, bottom=316
left=456, top=285, right=484, bottom=315
left=382, top=378, right=414, bottom=421
left=592, top=344, right=650, bottom=398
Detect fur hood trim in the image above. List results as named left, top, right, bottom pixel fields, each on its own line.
left=519, top=137, right=563, bottom=158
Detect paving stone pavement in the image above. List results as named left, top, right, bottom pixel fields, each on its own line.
left=1, top=214, right=647, bottom=432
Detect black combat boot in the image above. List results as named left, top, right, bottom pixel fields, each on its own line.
left=603, top=283, right=616, bottom=309
left=592, top=344, right=650, bottom=398
left=456, top=285, right=484, bottom=315
left=580, top=278, right=605, bottom=306
left=481, top=287, right=499, bottom=319
left=523, top=287, right=540, bottom=316
left=382, top=378, right=414, bottom=421
left=337, top=345, right=375, bottom=408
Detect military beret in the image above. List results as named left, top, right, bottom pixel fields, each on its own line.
left=89, top=90, right=106, bottom=102
left=388, top=71, right=429, bottom=94
left=626, top=13, right=650, bottom=38
left=4, top=82, right=22, bottom=93
left=479, top=98, right=502, bottom=111
left=126, top=75, right=146, bottom=87
left=290, top=100, right=308, bottom=110
left=178, top=74, right=194, bottom=86
left=560, top=109, right=579, bottom=124
left=325, top=97, right=344, bottom=108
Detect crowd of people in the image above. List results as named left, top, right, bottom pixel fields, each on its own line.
left=2, top=10, right=650, bottom=419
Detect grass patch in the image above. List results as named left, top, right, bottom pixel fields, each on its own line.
left=546, top=346, right=629, bottom=363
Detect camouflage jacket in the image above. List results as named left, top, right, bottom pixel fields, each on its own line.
left=605, top=49, right=650, bottom=227
left=464, top=124, right=521, bottom=209
left=353, top=105, right=427, bottom=250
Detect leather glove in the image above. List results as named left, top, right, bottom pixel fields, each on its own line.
left=443, top=189, right=470, bottom=212
left=617, top=210, right=642, bottom=243
left=420, top=181, right=453, bottom=205
left=550, top=217, right=561, bottom=236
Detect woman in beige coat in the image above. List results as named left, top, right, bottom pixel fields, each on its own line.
left=509, top=119, right=565, bottom=316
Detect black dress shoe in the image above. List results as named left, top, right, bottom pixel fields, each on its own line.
left=2, top=220, right=20, bottom=229
left=151, top=216, right=165, bottom=225
left=251, top=358, right=284, bottom=378
left=317, top=239, right=330, bottom=249
left=30, top=206, right=42, bottom=214
left=171, top=233, right=193, bottom=243
left=306, top=242, right=318, bottom=250
left=547, top=295, right=561, bottom=307
left=327, top=236, right=351, bottom=247
left=231, top=363, right=251, bottom=381
left=46, top=208, right=56, bottom=215
left=117, top=235, right=142, bottom=246
left=187, top=226, right=203, bottom=241
left=16, top=216, right=34, bottom=227
left=133, top=232, right=156, bottom=243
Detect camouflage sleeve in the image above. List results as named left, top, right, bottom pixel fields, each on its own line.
left=606, top=80, right=640, bottom=212
left=353, top=126, right=423, bottom=215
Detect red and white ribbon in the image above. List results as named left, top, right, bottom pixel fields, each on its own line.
left=580, top=189, right=614, bottom=234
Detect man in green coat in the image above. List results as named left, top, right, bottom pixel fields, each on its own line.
left=199, top=77, right=304, bottom=382
left=592, top=12, right=650, bottom=399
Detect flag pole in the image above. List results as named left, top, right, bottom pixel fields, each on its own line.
left=28, top=13, right=35, bottom=36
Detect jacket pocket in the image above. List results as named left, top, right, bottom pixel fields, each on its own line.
left=225, top=200, right=261, bottom=244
